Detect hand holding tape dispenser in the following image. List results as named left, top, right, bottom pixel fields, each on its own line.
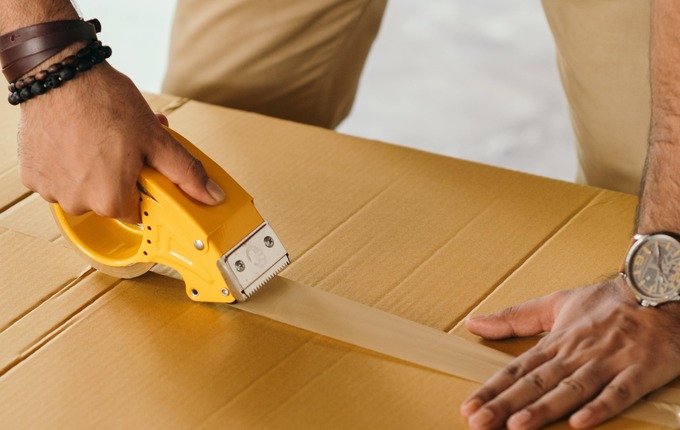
left=50, top=127, right=290, bottom=303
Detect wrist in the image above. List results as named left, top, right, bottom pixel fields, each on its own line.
left=620, top=232, right=680, bottom=307
left=0, top=3, right=79, bottom=34
left=1, top=18, right=101, bottom=84
left=9, top=40, right=112, bottom=106
left=17, top=40, right=88, bottom=79
left=1, top=16, right=110, bottom=106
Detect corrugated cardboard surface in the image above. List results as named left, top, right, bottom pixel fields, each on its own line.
left=0, top=95, right=661, bottom=428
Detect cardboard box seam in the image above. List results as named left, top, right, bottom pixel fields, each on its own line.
left=446, top=189, right=608, bottom=333
left=365, top=197, right=509, bottom=309
left=193, top=336, right=347, bottom=426
left=6, top=221, right=460, bottom=397
left=0, top=187, right=30, bottom=214
left=0, top=274, right=125, bottom=379
left=289, top=181, right=397, bottom=265
left=0, top=251, right=92, bottom=335
left=256, top=351, right=357, bottom=423
left=155, top=269, right=455, bottom=386
left=0, top=228, right=123, bottom=379
left=0, top=226, right=364, bottom=388
left=0, top=148, right=606, bottom=340
left=0, top=258, right=91, bottom=333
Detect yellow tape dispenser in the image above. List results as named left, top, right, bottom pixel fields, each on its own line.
left=50, top=127, right=290, bottom=303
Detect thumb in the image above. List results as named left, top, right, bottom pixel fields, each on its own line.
left=465, top=293, right=563, bottom=340
left=146, top=131, right=225, bottom=205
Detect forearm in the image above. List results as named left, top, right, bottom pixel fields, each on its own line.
left=0, top=0, right=78, bottom=33
left=638, top=0, right=680, bottom=233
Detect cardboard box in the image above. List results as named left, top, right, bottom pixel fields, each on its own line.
left=0, top=95, right=664, bottom=429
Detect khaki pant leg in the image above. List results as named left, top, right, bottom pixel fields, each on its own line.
left=162, top=0, right=386, bottom=129
left=542, top=0, right=650, bottom=194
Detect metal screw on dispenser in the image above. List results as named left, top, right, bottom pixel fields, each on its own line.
left=235, top=260, right=246, bottom=272
left=264, top=236, right=274, bottom=248
left=194, top=240, right=205, bottom=250
left=221, top=288, right=230, bottom=296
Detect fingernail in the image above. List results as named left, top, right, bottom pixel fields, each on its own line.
left=469, top=408, right=495, bottom=427
left=206, top=179, right=225, bottom=203
left=467, top=315, right=487, bottom=321
left=461, top=398, right=482, bottom=416
left=509, top=409, right=532, bottom=427
left=570, top=408, right=592, bottom=427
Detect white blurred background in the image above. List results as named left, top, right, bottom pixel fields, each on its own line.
left=75, top=0, right=576, bottom=182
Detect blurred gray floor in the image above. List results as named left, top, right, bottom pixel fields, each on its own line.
left=79, top=0, right=576, bottom=182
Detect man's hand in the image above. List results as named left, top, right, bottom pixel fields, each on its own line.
left=461, top=278, right=680, bottom=429
left=17, top=62, right=225, bottom=223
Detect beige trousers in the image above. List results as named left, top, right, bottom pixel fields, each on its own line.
left=542, top=0, right=650, bottom=194
left=164, top=0, right=650, bottom=195
left=162, top=0, right=387, bottom=129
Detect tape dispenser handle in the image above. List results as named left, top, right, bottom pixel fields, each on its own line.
left=51, top=126, right=256, bottom=277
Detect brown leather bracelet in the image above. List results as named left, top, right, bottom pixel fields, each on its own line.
left=0, top=23, right=98, bottom=66
left=0, top=19, right=100, bottom=48
left=0, top=19, right=100, bottom=82
left=2, top=48, right=64, bottom=83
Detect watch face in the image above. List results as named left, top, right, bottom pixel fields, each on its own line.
left=629, top=234, right=680, bottom=299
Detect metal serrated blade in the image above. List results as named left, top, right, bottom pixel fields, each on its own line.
left=217, top=221, right=290, bottom=302
left=242, top=255, right=290, bottom=299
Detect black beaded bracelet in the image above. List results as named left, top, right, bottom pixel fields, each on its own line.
left=7, top=40, right=111, bottom=105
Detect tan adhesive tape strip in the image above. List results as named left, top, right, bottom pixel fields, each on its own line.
left=239, top=276, right=513, bottom=383
left=164, top=267, right=680, bottom=427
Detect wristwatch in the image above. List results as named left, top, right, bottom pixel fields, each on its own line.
left=621, top=233, right=680, bottom=307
